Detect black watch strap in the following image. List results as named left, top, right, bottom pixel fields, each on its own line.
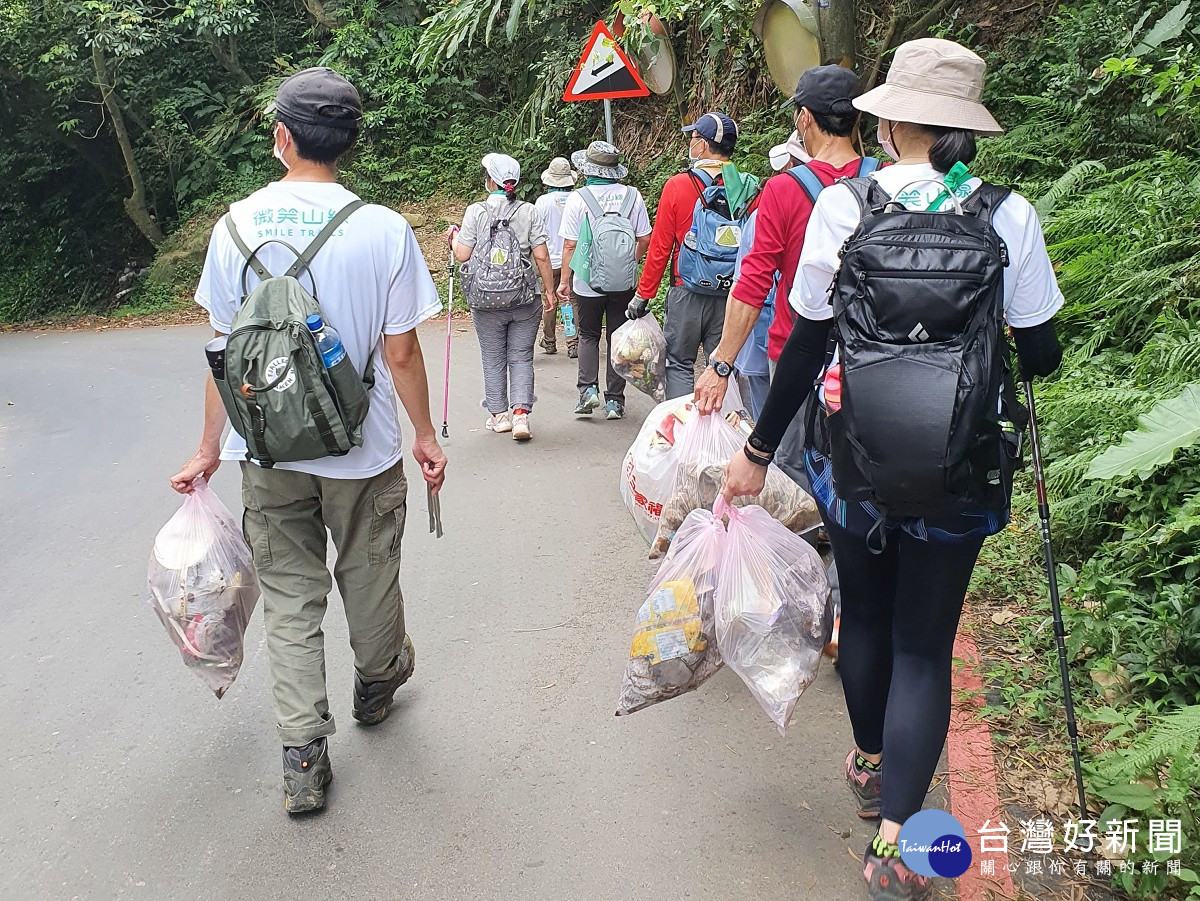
left=712, top=360, right=734, bottom=378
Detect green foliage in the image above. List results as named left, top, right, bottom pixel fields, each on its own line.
left=1086, top=384, right=1200, bottom=480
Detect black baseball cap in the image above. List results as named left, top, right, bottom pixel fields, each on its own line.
left=781, top=65, right=863, bottom=115
left=267, top=67, right=362, bottom=130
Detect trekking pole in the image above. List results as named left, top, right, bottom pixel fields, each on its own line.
left=1023, top=379, right=1088, bottom=817
left=442, top=259, right=454, bottom=440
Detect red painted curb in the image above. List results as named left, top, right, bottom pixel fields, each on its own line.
left=948, top=634, right=1015, bottom=900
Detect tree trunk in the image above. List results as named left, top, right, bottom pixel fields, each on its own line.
left=91, top=44, right=163, bottom=247
left=302, top=0, right=337, bottom=29
left=816, top=0, right=858, bottom=68
left=210, top=36, right=253, bottom=87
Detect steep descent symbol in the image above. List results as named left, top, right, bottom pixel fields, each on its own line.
left=563, top=21, right=650, bottom=102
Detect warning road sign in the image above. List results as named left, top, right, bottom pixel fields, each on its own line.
left=562, top=21, right=650, bottom=102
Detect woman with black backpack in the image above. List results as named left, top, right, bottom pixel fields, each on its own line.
left=723, top=39, right=1064, bottom=900
left=451, top=153, right=557, bottom=441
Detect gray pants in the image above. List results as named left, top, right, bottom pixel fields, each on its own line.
left=768, top=356, right=812, bottom=495
left=664, top=286, right=726, bottom=399
left=241, top=459, right=409, bottom=747
left=474, top=302, right=541, bottom=413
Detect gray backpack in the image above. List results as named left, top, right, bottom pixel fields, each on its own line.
left=579, top=187, right=638, bottom=293
left=212, top=200, right=374, bottom=468
left=459, top=201, right=536, bottom=310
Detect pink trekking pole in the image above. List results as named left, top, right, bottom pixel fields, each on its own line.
left=442, top=258, right=454, bottom=439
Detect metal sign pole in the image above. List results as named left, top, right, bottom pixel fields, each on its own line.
left=603, top=98, right=614, bottom=144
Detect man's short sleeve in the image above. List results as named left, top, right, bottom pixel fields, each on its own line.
left=194, top=219, right=240, bottom=332
left=559, top=193, right=584, bottom=241
left=630, top=190, right=652, bottom=237
left=385, top=223, right=442, bottom=335
left=527, top=203, right=549, bottom=248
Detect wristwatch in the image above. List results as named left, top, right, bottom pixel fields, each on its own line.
left=711, top=360, right=734, bottom=378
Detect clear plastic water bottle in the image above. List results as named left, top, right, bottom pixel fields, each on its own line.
left=561, top=301, right=577, bottom=338
left=305, top=314, right=346, bottom=368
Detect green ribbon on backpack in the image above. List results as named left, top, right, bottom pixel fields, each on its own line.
left=570, top=215, right=593, bottom=285
left=719, top=162, right=761, bottom=219
left=927, top=161, right=972, bottom=212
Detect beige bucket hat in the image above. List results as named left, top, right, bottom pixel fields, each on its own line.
left=853, top=38, right=1003, bottom=136
left=540, top=156, right=577, bottom=187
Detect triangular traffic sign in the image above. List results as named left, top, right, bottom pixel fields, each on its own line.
left=562, top=21, right=650, bottom=102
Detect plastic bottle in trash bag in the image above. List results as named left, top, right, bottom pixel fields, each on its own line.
left=306, top=314, right=346, bottom=368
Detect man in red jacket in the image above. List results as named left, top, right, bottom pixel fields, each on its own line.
left=694, top=66, right=871, bottom=486
left=627, top=112, right=739, bottom=398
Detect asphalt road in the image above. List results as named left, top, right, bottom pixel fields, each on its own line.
left=1, top=320, right=880, bottom=900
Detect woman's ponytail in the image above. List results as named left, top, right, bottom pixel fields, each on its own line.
left=503, top=180, right=518, bottom=202
left=927, top=127, right=977, bottom=173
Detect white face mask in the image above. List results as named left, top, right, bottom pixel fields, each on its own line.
left=878, top=121, right=899, bottom=161
left=272, top=127, right=291, bottom=171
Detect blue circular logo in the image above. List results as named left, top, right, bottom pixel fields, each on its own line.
left=898, top=810, right=972, bottom=878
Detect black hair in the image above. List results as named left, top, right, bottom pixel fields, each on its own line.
left=277, top=113, right=358, bottom=165
left=501, top=180, right=518, bottom=202
left=696, top=135, right=735, bottom=159
left=923, top=125, right=977, bottom=172
left=805, top=102, right=859, bottom=138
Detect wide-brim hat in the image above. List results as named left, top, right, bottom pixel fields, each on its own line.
left=571, top=141, right=628, bottom=180
left=853, top=38, right=1003, bottom=136
left=541, top=156, right=577, bottom=187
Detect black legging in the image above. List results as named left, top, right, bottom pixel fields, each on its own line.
left=827, top=516, right=985, bottom=824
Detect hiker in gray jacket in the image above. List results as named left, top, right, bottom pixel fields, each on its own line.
left=451, top=153, right=556, bottom=442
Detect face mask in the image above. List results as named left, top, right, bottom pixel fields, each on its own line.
left=687, top=140, right=702, bottom=165
left=878, top=121, right=899, bottom=161
left=272, top=128, right=291, bottom=171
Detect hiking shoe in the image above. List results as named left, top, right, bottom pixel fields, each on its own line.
left=282, top=738, right=333, bottom=815
left=605, top=400, right=625, bottom=420
left=575, top=386, right=600, bottom=415
left=567, top=344, right=578, bottom=359
left=352, top=635, right=416, bottom=726
left=846, top=749, right=883, bottom=818
left=863, top=836, right=930, bottom=900
left=486, top=412, right=512, bottom=433
left=512, top=412, right=532, bottom=441
left=540, top=338, right=558, bottom=355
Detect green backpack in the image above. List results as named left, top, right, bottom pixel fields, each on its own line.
left=212, top=200, right=374, bottom=468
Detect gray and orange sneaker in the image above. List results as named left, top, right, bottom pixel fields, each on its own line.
left=863, top=835, right=931, bottom=900
left=352, top=635, right=416, bottom=726
left=846, top=749, right=883, bottom=818
left=283, top=737, right=333, bottom=815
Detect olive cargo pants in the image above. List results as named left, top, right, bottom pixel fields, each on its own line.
left=240, top=459, right=409, bottom=746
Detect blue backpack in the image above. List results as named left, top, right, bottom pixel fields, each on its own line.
left=678, top=170, right=753, bottom=296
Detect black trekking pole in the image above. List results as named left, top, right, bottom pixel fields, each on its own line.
left=1023, top=379, right=1088, bottom=817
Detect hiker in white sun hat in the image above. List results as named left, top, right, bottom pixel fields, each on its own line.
left=535, top=157, right=579, bottom=356
left=450, top=152, right=557, bottom=441
left=722, top=37, right=1066, bottom=901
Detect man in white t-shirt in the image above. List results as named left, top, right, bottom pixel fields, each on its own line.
left=557, top=142, right=652, bottom=420
left=535, top=157, right=578, bottom=356
left=169, top=68, right=446, bottom=815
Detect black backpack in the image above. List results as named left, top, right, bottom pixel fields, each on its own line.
left=808, top=178, right=1027, bottom=518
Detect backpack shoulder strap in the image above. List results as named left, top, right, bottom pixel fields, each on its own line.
left=856, top=156, right=882, bottom=177
left=842, top=176, right=889, bottom=218
left=285, top=199, right=366, bottom=279
left=224, top=213, right=272, bottom=282
left=787, top=163, right=828, bottom=206
left=617, top=186, right=638, bottom=218
left=961, top=183, right=1013, bottom=223
left=686, top=170, right=712, bottom=210
left=578, top=187, right=605, bottom=220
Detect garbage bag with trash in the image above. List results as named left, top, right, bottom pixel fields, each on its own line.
left=713, top=498, right=832, bottom=733
left=615, top=508, right=726, bottom=716
left=619, top=382, right=745, bottom=547
left=610, top=313, right=667, bottom=402
left=146, top=478, right=260, bottom=698
left=649, top=410, right=820, bottom=559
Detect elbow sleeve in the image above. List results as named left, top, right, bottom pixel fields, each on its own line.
left=1011, top=320, right=1062, bottom=380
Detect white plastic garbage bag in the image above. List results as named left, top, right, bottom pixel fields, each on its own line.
left=615, top=508, right=726, bottom=715
left=611, top=314, right=667, bottom=402
left=146, top=479, right=260, bottom=698
left=714, top=499, right=831, bottom=734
